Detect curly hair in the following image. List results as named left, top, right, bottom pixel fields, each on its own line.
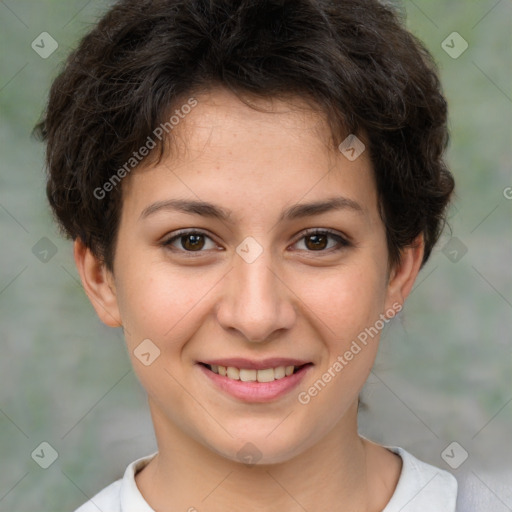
left=34, top=0, right=454, bottom=272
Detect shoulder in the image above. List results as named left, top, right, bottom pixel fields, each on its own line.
left=74, top=479, right=123, bottom=512
left=72, top=452, right=157, bottom=512
left=382, top=446, right=458, bottom=512
left=455, top=468, right=512, bottom=511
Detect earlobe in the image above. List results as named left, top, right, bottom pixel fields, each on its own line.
left=385, top=234, right=425, bottom=311
left=73, top=238, right=122, bottom=328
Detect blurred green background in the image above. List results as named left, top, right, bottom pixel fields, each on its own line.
left=0, top=1, right=511, bottom=510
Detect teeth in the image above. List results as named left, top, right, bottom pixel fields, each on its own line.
left=208, top=364, right=303, bottom=382
left=274, top=366, right=285, bottom=379
left=239, top=369, right=257, bottom=382
left=256, top=368, right=275, bottom=383
left=226, top=366, right=240, bottom=380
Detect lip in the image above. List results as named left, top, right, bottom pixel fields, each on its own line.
left=197, top=361, right=313, bottom=403
left=199, top=358, right=311, bottom=370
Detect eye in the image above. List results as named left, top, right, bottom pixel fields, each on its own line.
left=291, top=229, right=351, bottom=253
left=161, top=228, right=351, bottom=255
left=162, top=230, right=219, bottom=253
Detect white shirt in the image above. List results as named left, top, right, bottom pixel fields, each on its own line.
left=74, top=446, right=458, bottom=511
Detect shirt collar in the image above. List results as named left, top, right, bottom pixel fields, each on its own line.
left=120, top=451, right=158, bottom=512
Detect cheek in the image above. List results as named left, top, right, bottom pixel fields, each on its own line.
left=113, top=261, right=213, bottom=401
left=114, top=256, right=222, bottom=351
left=292, top=263, right=387, bottom=406
left=299, top=262, right=387, bottom=340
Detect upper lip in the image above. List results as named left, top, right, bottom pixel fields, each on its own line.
left=199, top=358, right=312, bottom=370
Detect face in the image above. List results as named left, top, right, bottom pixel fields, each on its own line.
left=78, top=88, right=421, bottom=465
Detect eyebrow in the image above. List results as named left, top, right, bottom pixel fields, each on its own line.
left=139, top=196, right=364, bottom=223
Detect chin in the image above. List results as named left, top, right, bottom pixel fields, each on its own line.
left=205, top=429, right=313, bottom=467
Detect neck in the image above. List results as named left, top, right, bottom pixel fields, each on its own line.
left=136, top=400, right=376, bottom=512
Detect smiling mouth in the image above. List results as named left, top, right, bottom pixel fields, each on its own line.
left=200, top=363, right=311, bottom=383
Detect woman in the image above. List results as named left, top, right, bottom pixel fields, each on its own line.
left=35, top=0, right=458, bottom=509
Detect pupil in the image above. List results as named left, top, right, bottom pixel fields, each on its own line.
left=183, top=234, right=204, bottom=251
left=307, top=234, right=327, bottom=250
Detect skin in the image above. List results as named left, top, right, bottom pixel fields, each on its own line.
left=74, top=87, right=424, bottom=512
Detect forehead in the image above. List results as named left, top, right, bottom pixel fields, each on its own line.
left=168, top=88, right=338, bottom=164
left=121, top=87, right=378, bottom=223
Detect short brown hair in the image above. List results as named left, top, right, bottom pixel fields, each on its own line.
left=34, top=0, right=454, bottom=272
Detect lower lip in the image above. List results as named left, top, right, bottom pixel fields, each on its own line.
left=198, top=364, right=312, bottom=403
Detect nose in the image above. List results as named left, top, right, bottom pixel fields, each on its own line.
left=215, top=244, right=296, bottom=343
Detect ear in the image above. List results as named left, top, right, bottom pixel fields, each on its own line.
left=384, top=234, right=425, bottom=311
left=73, top=238, right=122, bottom=328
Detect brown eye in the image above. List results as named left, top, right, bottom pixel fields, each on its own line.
left=292, top=229, right=350, bottom=253
left=163, top=230, right=217, bottom=253
left=304, top=233, right=329, bottom=251
left=181, top=233, right=205, bottom=251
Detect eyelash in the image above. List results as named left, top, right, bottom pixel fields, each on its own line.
left=161, top=228, right=351, bottom=256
